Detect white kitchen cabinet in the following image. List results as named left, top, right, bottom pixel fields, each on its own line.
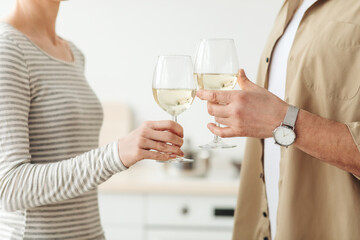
left=102, top=226, right=143, bottom=240
left=146, top=195, right=235, bottom=228
left=146, top=229, right=232, bottom=240
left=98, top=193, right=236, bottom=240
left=98, top=194, right=145, bottom=240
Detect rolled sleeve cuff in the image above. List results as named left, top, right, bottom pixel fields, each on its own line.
left=345, top=122, right=360, bottom=180
left=111, top=140, right=129, bottom=171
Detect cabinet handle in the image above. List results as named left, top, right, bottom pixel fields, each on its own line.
left=214, top=208, right=234, bottom=217
left=181, top=206, right=189, bottom=215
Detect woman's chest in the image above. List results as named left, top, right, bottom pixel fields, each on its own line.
left=27, top=66, right=104, bottom=136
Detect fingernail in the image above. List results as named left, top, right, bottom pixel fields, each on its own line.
left=169, top=154, right=177, bottom=158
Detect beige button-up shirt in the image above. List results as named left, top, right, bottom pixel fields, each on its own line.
left=232, top=0, right=360, bottom=239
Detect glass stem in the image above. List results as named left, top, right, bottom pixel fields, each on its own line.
left=213, top=121, right=221, bottom=143
left=171, top=115, right=181, bottom=160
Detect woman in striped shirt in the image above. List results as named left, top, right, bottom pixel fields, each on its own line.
left=0, top=0, right=184, bottom=239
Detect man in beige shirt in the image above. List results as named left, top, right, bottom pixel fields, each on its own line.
left=197, top=0, right=360, bottom=239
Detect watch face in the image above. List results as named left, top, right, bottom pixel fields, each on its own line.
left=273, top=126, right=296, bottom=146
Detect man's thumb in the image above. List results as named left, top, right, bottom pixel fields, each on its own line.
left=237, top=69, right=253, bottom=90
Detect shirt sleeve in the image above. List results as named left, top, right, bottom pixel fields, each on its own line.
left=0, top=35, right=127, bottom=212
left=345, top=122, right=360, bottom=180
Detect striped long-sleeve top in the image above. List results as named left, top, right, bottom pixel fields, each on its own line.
left=0, top=23, right=127, bottom=239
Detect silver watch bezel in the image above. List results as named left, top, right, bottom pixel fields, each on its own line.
left=273, top=124, right=296, bottom=147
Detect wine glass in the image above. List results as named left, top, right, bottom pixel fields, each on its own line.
left=152, top=55, right=197, bottom=162
left=194, top=38, right=239, bottom=149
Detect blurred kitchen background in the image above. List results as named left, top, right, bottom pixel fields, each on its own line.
left=0, top=1, right=283, bottom=239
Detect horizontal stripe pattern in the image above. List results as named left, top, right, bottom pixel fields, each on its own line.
left=0, top=23, right=126, bottom=239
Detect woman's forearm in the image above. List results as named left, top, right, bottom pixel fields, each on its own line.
left=0, top=142, right=126, bottom=212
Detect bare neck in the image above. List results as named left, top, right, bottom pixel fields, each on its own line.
left=5, top=0, right=61, bottom=44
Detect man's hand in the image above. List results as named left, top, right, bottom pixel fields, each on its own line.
left=197, top=69, right=288, bottom=139
left=198, top=69, right=360, bottom=177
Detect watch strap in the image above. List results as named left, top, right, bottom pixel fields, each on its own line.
left=283, top=105, right=299, bottom=128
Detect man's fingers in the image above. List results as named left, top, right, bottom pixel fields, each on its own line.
left=140, top=138, right=184, bottom=156
left=207, top=102, right=230, bottom=118
left=145, top=120, right=183, bottom=137
left=207, top=123, right=235, bottom=138
left=237, top=69, right=254, bottom=90
left=197, top=89, right=233, bottom=104
left=214, top=117, right=231, bottom=126
left=145, top=128, right=183, bottom=147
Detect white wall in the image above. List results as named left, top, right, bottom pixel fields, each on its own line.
left=0, top=0, right=283, bottom=162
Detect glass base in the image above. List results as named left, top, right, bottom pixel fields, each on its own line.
left=199, top=138, right=236, bottom=149
left=157, top=157, right=194, bottom=163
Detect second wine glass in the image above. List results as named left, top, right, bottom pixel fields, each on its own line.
left=152, top=55, right=197, bottom=162
left=194, top=38, right=239, bottom=149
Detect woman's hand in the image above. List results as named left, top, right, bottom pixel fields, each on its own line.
left=118, top=120, right=184, bottom=167
left=196, top=69, right=288, bottom=139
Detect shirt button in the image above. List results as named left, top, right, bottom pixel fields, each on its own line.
left=266, top=57, right=270, bottom=63
left=260, top=173, right=263, bottom=178
left=263, top=212, right=267, bottom=217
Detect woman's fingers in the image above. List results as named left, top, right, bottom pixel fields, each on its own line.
left=140, top=149, right=176, bottom=162
left=145, top=128, right=183, bottom=147
left=118, top=120, right=185, bottom=167
left=146, top=120, right=184, bottom=137
left=140, top=138, right=184, bottom=156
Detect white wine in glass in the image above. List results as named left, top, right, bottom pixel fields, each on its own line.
left=153, top=88, right=196, bottom=117
left=196, top=73, right=237, bottom=90
left=195, top=39, right=239, bottom=149
left=152, top=56, right=197, bottom=162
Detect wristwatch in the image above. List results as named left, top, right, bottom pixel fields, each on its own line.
left=273, top=105, right=299, bottom=147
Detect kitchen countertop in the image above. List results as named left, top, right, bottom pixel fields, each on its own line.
left=99, top=160, right=240, bottom=196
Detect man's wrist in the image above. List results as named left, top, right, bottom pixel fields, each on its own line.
left=272, top=104, right=299, bottom=147
left=270, top=102, right=289, bottom=136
